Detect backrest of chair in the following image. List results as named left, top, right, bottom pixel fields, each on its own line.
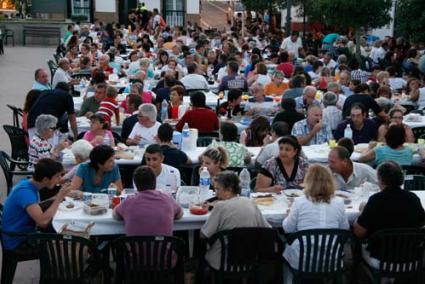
left=29, top=233, right=97, bottom=282
left=412, top=127, right=425, bottom=142
left=47, top=60, right=57, bottom=83
left=368, top=228, right=425, bottom=273
left=404, top=175, right=425, bottom=191
left=198, top=131, right=219, bottom=138
left=113, top=236, right=185, bottom=283
left=197, top=136, right=214, bottom=147
left=0, top=151, right=13, bottom=191
left=6, top=104, right=23, bottom=128
left=209, top=227, right=282, bottom=273
left=288, top=229, right=351, bottom=274
left=402, top=165, right=425, bottom=176
left=2, top=125, right=28, bottom=161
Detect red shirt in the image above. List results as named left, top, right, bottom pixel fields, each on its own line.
left=277, top=62, right=294, bottom=78
left=175, top=108, right=219, bottom=133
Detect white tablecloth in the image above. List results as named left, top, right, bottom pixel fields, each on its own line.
left=52, top=191, right=425, bottom=236
left=73, top=116, right=123, bottom=133
left=404, top=116, right=425, bottom=129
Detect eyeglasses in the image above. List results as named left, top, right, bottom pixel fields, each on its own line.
left=391, top=116, right=403, bottom=119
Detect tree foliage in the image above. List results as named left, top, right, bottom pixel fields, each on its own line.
left=240, top=0, right=286, bottom=13
left=396, top=0, right=425, bottom=43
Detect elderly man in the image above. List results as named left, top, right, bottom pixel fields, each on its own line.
left=280, top=31, right=303, bottom=58
left=98, top=54, right=113, bottom=75
left=113, top=166, right=183, bottom=236
left=52, top=58, right=74, bottom=89
left=334, top=104, right=377, bottom=144
left=295, top=86, right=321, bottom=113
left=327, top=82, right=346, bottom=109
left=32, top=68, right=51, bottom=91
left=291, top=105, right=333, bottom=145
left=320, top=52, right=337, bottom=71
left=328, top=146, right=377, bottom=190
left=79, top=83, right=107, bottom=117
left=180, top=62, right=209, bottom=90
left=244, top=83, right=274, bottom=116
left=127, top=103, right=161, bottom=145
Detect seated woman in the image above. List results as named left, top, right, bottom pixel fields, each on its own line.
left=255, top=136, right=309, bottom=193
left=240, top=116, right=271, bottom=147
left=28, top=114, right=68, bottom=171
left=168, top=85, right=185, bottom=119
left=200, top=171, right=271, bottom=270
left=264, top=70, right=288, bottom=97
left=70, top=145, right=123, bottom=195
left=210, top=122, right=251, bottom=167
left=198, top=146, right=229, bottom=187
left=83, top=114, right=115, bottom=147
left=359, top=124, right=413, bottom=166
left=282, top=164, right=349, bottom=270
left=62, top=139, right=93, bottom=182
left=377, top=108, right=414, bottom=143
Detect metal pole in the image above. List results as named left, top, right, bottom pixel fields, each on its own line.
left=286, top=0, right=292, bottom=36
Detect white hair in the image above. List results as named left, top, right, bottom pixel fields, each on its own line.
left=138, top=103, right=157, bottom=122
left=303, top=86, right=317, bottom=96
left=71, top=139, right=93, bottom=161
left=35, top=114, right=57, bottom=136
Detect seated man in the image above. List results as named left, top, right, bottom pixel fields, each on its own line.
left=218, top=61, right=248, bottom=92
left=113, top=166, right=183, bottom=236
left=175, top=91, right=219, bottom=133
left=334, top=104, right=377, bottom=144
left=121, top=94, right=142, bottom=142
left=32, top=68, right=51, bottom=91
left=180, top=62, right=209, bottom=90
left=156, top=123, right=191, bottom=168
left=272, top=98, right=305, bottom=131
left=295, top=86, right=321, bottom=114
left=291, top=105, right=333, bottom=146
left=328, top=146, right=377, bottom=190
left=353, top=161, right=425, bottom=267
left=283, top=74, right=306, bottom=99
left=244, top=83, right=274, bottom=116
left=217, top=89, right=243, bottom=116
left=127, top=103, right=161, bottom=145
left=144, top=144, right=181, bottom=193
left=2, top=159, right=71, bottom=251
left=79, top=82, right=107, bottom=117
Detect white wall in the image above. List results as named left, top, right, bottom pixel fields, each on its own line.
left=369, top=0, right=396, bottom=38
left=186, top=0, right=199, bottom=14
left=143, top=0, right=161, bottom=12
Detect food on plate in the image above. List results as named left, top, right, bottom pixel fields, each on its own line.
left=189, top=205, right=209, bottom=215
left=87, top=203, right=99, bottom=208
left=253, top=197, right=274, bottom=206
left=65, top=203, right=75, bottom=209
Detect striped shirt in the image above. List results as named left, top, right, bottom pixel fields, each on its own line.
left=98, top=97, right=119, bottom=125
left=28, top=135, right=52, bottom=171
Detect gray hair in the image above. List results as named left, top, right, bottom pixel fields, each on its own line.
left=71, top=139, right=93, bottom=161
left=303, top=86, right=317, bottom=96
left=327, top=82, right=340, bottom=92
left=323, top=92, right=338, bottom=107
left=214, top=170, right=241, bottom=195
left=35, top=114, right=57, bottom=136
left=138, top=103, right=157, bottom=122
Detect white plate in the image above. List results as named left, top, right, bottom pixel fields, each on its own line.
left=283, top=189, right=304, bottom=198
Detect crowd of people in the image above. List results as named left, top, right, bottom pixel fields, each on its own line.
left=2, top=6, right=425, bottom=281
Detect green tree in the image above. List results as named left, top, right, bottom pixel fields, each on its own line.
left=396, top=0, right=425, bottom=43
left=306, top=0, right=392, bottom=56
left=240, top=0, right=286, bottom=14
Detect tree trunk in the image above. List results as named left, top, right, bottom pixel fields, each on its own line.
left=355, top=28, right=361, bottom=58
left=286, top=0, right=292, bottom=36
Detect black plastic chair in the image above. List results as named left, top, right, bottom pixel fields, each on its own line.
left=196, top=136, right=215, bottom=147
left=198, top=131, right=219, bottom=138
left=404, top=175, right=425, bottom=191
left=47, top=60, right=57, bottom=85
left=0, top=151, right=32, bottom=195
left=361, top=228, right=425, bottom=283
left=0, top=25, right=14, bottom=46
left=0, top=203, right=39, bottom=284
left=53, top=53, right=62, bottom=64
left=2, top=125, right=29, bottom=168
left=284, top=229, right=352, bottom=283
left=28, top=233, right=108, bottom=283
left=112, top=235, right=185, bottom=284
left=6, top=104, right=23, bottom=128
left=412, top=127, right=425, bottom=142
left=0, top=33, right=4, bottom=55
left=402, top=165, right=425, bottom=176
left=199, top=227, right=283, bottom=284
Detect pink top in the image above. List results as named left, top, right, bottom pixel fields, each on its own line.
left=83, top=130, right=114, bottom=146
left=115, top=190, right=182, bottom=236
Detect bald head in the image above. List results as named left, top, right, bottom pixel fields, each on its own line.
left=58, top=58, right=70, bottom=70
left=35, top=68, right=49, bottom=84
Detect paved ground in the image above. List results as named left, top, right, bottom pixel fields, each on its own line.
left=0, top=44, right=55, bottom=283
left=200, top=0, right=229, bottom=31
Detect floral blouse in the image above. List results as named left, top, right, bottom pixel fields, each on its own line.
left=260, top=156, right=309, bottom=189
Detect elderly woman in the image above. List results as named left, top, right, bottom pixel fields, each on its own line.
left=255, top=136, right=309, bottom=193
left=264, top=70, right=288, bottom=97
left=198, top=146, right=229, bottom=187
left=201, top=171, right=271, bottom=270
left=377, top=108, right=414, bottom=143
left=210, top=122, right=251, bottom=167
left=70, top=145, right=123, bottom=194
left=28, top=114, right=68, bottom=171
left=282, top=164, right=349, bottom=270
left=359, top=124, right=413, bottom=166
left=127, top=103, right=161, bottom=145
left=62, top=139, right=93, bottom=182
left=83, top=114, right=115, bottom=147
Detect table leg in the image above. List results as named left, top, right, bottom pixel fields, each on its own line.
left=189, top=230, right=194, bottom=257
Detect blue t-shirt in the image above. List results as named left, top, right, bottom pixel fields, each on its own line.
left=76, top=162, right=121, bottom=193
left=375, top=145, right=413, bottom=166
left=2, top=179, right=39, bottom=250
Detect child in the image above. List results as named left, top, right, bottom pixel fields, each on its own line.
left=98, top=86, right=120, bottom=127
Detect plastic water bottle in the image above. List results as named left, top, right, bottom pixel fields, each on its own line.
left=239, top=168, right=251, bottom=198
left=344, top=124, right=353, bottom=139
left=103, top=135, right=111, bottom=146
left=161, top=100, right=168, bottom=122
left=182, top=123, right=189, bottom=138
left=199, top=167, right=211, bottom=192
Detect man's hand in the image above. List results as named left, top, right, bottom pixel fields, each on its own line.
left=312, top=119, right=323, bottom=133
left=57, top=183, right=72, bottom=200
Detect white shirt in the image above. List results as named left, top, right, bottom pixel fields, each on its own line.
left=254, top=74, right=271, bottom=86
left=369, top=46, right=386, bottom=64
left=181, top=74, right=209, bottom=90
left=128, top=121, right=161, bottom=144
left=256, top=139, right=280, bottom=165
left=282, top=196, right=349, bottom=269
left=323, top=106, right=342, bottom=130
left=320, top=58, right=337, bottom=70
left=217, top=66, right=227, bottom=82
left=156, top=163, right=181, bottom=193
left=280, top=36, right=303, bottom=58
left=336, top=94, right=346, bottom=109
left=52, top=68, right=71, bottom=89
left=417, top=88, right=425, bottom=110
left=333, top=162, right=377, bottom=190
left=388, top=77, right=406, bottom=91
